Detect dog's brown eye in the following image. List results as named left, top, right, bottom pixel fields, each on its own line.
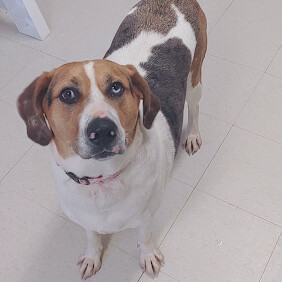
left=110, top=82, right=124, bottom=97
left=59, top=88, right=80, bottom=104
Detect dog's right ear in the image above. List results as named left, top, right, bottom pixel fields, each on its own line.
left=17, top=72, right=53, bottom=146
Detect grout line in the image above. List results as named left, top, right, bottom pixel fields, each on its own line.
left=169, top=175, right=194, bottom=189
left=0, top=49, right=39, bottom=92
left=259, top=232, right=282, bottom=281
left=266, top=72, right=282, bottom=80
left=233, top=45, right=282, bottom=125
left=234, top=124, right=282, bottom=145
left=0, top=143, right=34, bottom=183
left=198, top=190, right=282, bottom=229
left=199, top=111, right=233, bottom=126
left=208, top=0, right=236, bottom=36
left=158, top=124, right=234, bottom=247
left=38, top=49, right=68, bottom=62
left=264, top=46, right=281, bottom=73
left=206, top=53, right=263, bottom=73
left=0, top=34, right=67, bottom=63
left=194, top=124, right=233, bottom=187
left=137, top=271, right=145, bottom=282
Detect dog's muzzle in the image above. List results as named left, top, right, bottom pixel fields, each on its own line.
left=85, top=117, right=123, bottom=159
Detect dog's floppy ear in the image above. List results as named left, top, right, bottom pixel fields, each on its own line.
left=17, top=72, right=53, bottom=146
left=126, top=65, right=160, bottom=129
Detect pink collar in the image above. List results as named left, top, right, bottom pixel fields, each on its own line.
left=66, top=167, right=126, bottom=185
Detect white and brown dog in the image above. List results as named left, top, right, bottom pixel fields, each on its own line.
left=17, top=0, right=207, bottom=279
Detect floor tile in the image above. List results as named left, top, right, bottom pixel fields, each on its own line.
left=0, top=52, right=64, bottom=106
left=198, top=0, right=233, bottom=33
left=171, top=114, right=231, bottom=187
left=0, top=37, right=37, bottom=89
left=25, top=221, right=143, bottom=282
left=0, top=101, right=32, bottom=180
left=236, top=74, right=282, bottom=143
left=41, top=0, right=136, bottom=61
left=140, top=271, right=178, bottom=281
left=261, top=234, right=282, bottom=282
left=267, top=47, right=282, bottom=78
left=109, top=177, right=193, bottom=257
left=208, top=0, right=282, bottom=71
left=201, top=55, right=262, bottom=124
left=160, top=190, right=281, bottom=282
left=198, top=127, right=282, bottom=226
left=2, top=144, right=62, bottom=216
left=0, top=186, right=66, bottom=282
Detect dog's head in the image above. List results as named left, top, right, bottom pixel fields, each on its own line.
left=17, top=60, right=160, bottom=160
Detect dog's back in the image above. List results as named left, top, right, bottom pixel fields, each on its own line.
left=105, top=0, right=207, bottom=150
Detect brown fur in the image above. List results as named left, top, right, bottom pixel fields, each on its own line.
left=17, top=73, right=53, bottom=146
left=189, top=5, right=207, bottom=87
left=43, top=63, right=91, bottom=158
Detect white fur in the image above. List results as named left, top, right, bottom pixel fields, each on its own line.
left=182, top=72, right=202, bottom=155
left=127, top=6, right=137, bottom=15
left=52, top=110, right=174, bottom=233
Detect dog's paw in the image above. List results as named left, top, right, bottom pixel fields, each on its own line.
left=77, top=254, right=101, bottom=280
left=139, top=248, right=164, bottom=278
left=182, top=131, right=202, bottom=156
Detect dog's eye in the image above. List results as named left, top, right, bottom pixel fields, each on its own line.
left=110, top=82, right=124, bottom=96
left=59, top=88, right=80, bottom=104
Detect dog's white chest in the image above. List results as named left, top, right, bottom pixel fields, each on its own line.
left=53, top=112, right=175, bottom=233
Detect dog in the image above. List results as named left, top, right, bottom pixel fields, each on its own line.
left=17, top=0, right=207, bottom=279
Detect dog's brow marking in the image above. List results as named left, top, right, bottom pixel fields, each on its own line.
left=84, top=61, right=95, bottom=87
left=83, top=61, right=102, bottom=101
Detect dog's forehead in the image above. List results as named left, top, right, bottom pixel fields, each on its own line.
left=93, top=60, right=130, bottom=88
left=50, top=60, right=129, bottom=92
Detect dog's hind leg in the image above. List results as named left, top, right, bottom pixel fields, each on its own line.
left=137, top=222, right=164, bottom=278
left=183, top=13, right=207, bottom=156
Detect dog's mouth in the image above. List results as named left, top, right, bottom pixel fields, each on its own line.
left=92, top=149, right=124, bottom=160
left=72, top=140, right=125, bottom=160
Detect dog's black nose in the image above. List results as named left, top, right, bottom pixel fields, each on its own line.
left=87, top=118, right=117, bottom=147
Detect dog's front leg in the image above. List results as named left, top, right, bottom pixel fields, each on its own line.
left=138, top=222, right=164, bottom=278
left=77, top=230, right=102, bottom=280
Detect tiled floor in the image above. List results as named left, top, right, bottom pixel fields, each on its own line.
left=0, top=0, right=281, bottom=281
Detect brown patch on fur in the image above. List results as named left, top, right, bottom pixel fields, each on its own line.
left=43, top=62, right=91, bottom=158
left=93, top=60, right=160, bottom=145
left=17, top=73, right=53, bottom=146
left=189, top=4, right=207, bottom=87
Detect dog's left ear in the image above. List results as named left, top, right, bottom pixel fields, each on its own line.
left=126, top=65, right=160, bottom=129
left=17, top=72, right=53, bottom=146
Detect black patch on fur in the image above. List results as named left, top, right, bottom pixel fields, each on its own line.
left=46, top=86, right=53, bottom=107
left=104, top=13, right=139, bottom=58
left=140, top=38, right=191, bottom=150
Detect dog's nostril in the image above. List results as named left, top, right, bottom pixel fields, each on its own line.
left=87, top=118, right=117, bottom=145
left=108, top=131, right=116, bottom=137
